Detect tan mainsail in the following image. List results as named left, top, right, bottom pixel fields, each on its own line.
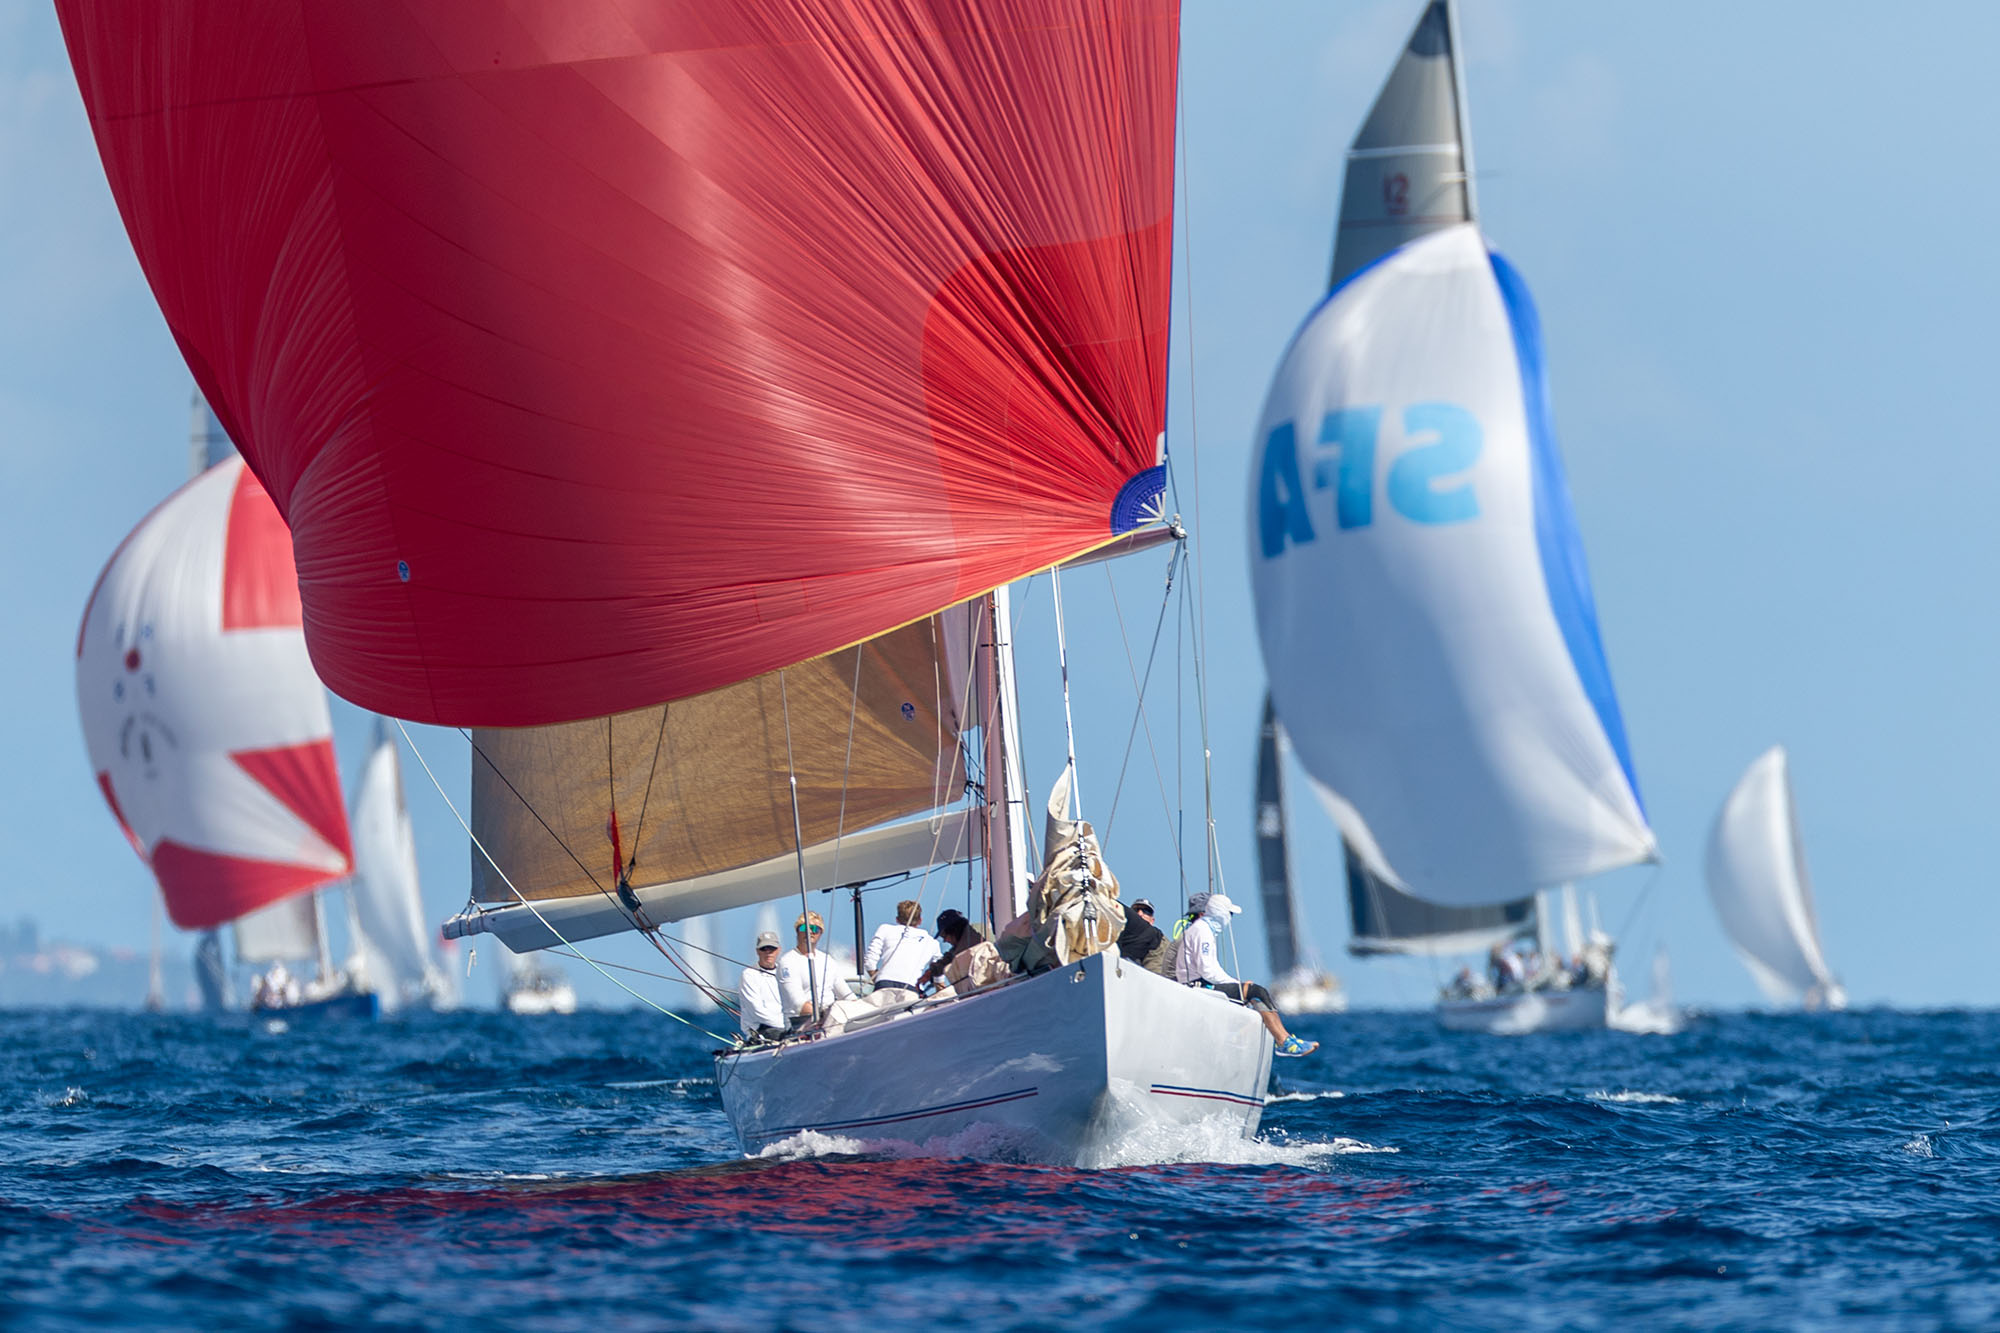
left=472, top=617, right=966, bottom=906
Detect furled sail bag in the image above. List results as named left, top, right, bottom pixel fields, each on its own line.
left=1030, top=769, right=1125, bottom=966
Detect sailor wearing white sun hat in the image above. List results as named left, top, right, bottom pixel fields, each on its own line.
left=1175, top=892, right=1318, bottom=1057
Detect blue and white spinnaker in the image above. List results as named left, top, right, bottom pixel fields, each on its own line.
left=1249, top=218, right=1654, bottom=908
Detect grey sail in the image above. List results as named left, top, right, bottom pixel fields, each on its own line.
left=1346, top=845, right=1534, bottom=957
left=1255, top=695, right=1303, bottom=978
left=1329, top=0, right=1474, bottom=289
left=188, top=390, right=237, bottom=474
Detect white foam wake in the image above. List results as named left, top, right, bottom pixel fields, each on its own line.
left=1264, top=1089, right=1346, bottom=1104
left=1609, top=1001, right=1685, bottom=1035
left=1588, top=1090, right=1683, bottom=1105
left=752, top=1113, right=1395, bottom=1169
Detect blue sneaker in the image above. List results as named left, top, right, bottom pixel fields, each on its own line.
left=1275, top=1035, right=1318, bottom=1058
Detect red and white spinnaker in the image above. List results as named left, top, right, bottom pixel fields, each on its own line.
left=77, top=457, right=354, bottom=932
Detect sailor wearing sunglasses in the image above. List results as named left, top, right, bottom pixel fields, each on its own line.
left=776, top=910, right=854, bottom=1021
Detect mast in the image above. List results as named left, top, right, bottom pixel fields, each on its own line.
left=978, top=588, right=1030, bottom=928
left=1254, top=695, right=1302, bottom=977
left=311, top=889, right=335, bottom=986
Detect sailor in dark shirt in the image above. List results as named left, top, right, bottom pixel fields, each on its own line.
left=1116, top=898, right=1163, bottom=964
left=917, top=909, right=981, bottom=989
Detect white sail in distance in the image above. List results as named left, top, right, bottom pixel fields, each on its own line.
left=1705, top=746, right=1844, bottom=1010
left=1249, top=1, right=1653, bottom=909
left=349, top=718, right=445, bottom=1010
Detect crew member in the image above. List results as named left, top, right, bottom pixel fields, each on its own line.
left=737, top=930, right=787, bottom=1042
left=1116, top=897, right=1163, bottom=964
left=864, top=899, right=942, bottom=994
left=776, top=910, right=853, bottom=1019
left=1175, top=893, right=1318, bottom=1057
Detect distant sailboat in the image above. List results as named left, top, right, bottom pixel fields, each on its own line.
left=1706, top=746, right=1845, bottom=1011
left=347, top=719, right=451, bottom=1011
left=79, top=394, right=377, bottom=1019
left=77, top=434, right=371, bottom=1018
left=1249, top=0, right=1655, bottom=1035
left=1255, top=697, right=1346, bottom=1014
left=65, top=0, right=1284, bottom=1162
left=500, top=945, right=578, bottom=1016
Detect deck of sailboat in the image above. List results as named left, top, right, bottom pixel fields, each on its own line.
left=715, top=950, right=1273, bottom=1167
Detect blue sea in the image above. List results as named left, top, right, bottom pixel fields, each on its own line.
left=3, top=1006, right=1994, bottom=1330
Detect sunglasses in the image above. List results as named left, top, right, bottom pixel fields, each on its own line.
left=796, top=925, right=823, bottom=935
left=756, top=945, right=779, bottom=953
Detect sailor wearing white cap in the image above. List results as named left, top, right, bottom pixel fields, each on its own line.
left=737, top=929, right=788, bottom=1042
left=1174, top=892, right=1318, bottom=1058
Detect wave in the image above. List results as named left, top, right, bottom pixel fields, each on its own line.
left=1588, top=1090, right=1684, bottom=1105
left=751, top=1115, right=1396, bottom=1169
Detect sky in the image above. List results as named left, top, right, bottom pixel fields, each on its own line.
left=4, top=1, right=1997, bottom=1011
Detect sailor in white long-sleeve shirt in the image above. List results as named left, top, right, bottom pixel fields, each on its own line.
left=1174, top=893, right=1317, bottom=1057
left=776, top=910, right=853, bottom=1020
left=737, top=929, right=788, bottom=1042
left=865, top=899, right=943, bottom=993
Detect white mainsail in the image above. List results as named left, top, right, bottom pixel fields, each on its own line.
left=348, top=718, right=445, bottom=1010
left=1705, top=746, right=1845, bottom=1010
left=680, top=914, right=722, bottom=1014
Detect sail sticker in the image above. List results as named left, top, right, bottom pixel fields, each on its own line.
left=1111, top=464, right=1168, bottom=534
left=1258, top=402, right=1483, bottom=555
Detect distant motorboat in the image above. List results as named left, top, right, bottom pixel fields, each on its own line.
left=501, top=947, right=578, bottom=1016
left=1706, top=746, right=1845, bottom=1011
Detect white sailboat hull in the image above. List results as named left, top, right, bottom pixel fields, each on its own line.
left=715, top=951, right=1273, bottom=1168
left=1436, top=979, right=1615, bottom=1034
left=1272, top=968, right=1348, bottom=1015
left=505, top=982, right=577, bottom=1016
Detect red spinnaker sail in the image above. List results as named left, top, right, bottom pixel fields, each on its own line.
left=58, top=1, right=1181, bottom=726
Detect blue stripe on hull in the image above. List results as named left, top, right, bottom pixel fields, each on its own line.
left=753, top=1086, right=1041, bottom=1141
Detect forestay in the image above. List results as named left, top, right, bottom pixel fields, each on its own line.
left=1251, top=217, right=1653, bottom=907
left=58, top=0, right=1181, bottom=727
left=76, top=458, right=354, bottom=931
left=1705, top=746, right=1844, bottom=1009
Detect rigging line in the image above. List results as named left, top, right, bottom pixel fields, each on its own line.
left=1050, top=563, right=1082, bottom=818
left=1101, top=547, right=1181, bottom=848
left=395, top=720, right=727, bottom=1041
left=1614, top=862, right=1667, bottom=945
left=545, top=947, right=740, bottom=995
left=461, top=727, right=626, bottom=915
left=627, top=703, right=672, bottom=871
left=777, top=669, right=829, bottom=1033
left=1173, top=62, right=1224, bottom=899
left=1174, top=549, right=1188, bottom=907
